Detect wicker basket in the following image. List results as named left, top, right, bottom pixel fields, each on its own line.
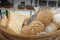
left=0, top=26, right=60, bottom=40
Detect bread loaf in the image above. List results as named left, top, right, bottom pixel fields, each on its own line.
left=7, top=11, right=25, bottom=34
left=21, top=21, right=44, bottom=35
left=34, top=10, right=53, bottom=25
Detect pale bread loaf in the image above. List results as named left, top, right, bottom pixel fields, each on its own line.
left=7, top=11, right=25, bottom=34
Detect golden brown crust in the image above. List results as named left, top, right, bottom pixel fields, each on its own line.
left=34, top=10, right=53, bottom=26
left=21, top=21, right=45, bottom=35
left=21, top=26, right=32, bottom=35
left=29, top=21, right=45, bottom=33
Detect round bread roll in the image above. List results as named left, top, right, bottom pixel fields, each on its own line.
left=29, top=21, right=45, bottom=34
left=34, top=10, right=53, bottom=26
left=53, top=14, right=60, bottom=29
left=21, top=21, right=44, bottom=35
left=21, top=26, right=38, bottom=35
left=45, top=23, right=57, bottom=33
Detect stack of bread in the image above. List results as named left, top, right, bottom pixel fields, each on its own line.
left=0, top=8, right=60, bottom=35
left=0, top=11, right=30, bottom=34
left=21, top=10, right=55, bottom=35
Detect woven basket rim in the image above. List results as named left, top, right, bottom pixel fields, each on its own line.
left=0, top=27, right=60, bottom=39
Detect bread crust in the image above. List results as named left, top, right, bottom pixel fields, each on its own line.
left=21, top=21, right=44, bottom=35
left=34, top=10, right=53, bottom=26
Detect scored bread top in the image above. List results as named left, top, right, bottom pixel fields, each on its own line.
left=7, top=11, right=30, bottom=34
left=34, top=10, right=53, bottom=26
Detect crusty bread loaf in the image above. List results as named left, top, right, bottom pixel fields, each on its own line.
left=21, top=10, right=53, bottom=35
left=7, top=11, right=25, bottom=34
left=21, top=26, right=38, bottom=35
left=21, top=21, right=44, bottom=35
left=29, top=21, right=45, bottom=33
left=34, top=10, right=53, bottom=26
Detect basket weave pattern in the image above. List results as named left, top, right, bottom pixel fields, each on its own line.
left=0, top=30, right=60, bottom=40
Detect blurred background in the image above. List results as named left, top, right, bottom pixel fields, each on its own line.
left=0, top=0, right=60, bottom=18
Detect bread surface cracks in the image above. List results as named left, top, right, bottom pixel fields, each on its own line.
left=8, top=12, right=25, bottom=34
